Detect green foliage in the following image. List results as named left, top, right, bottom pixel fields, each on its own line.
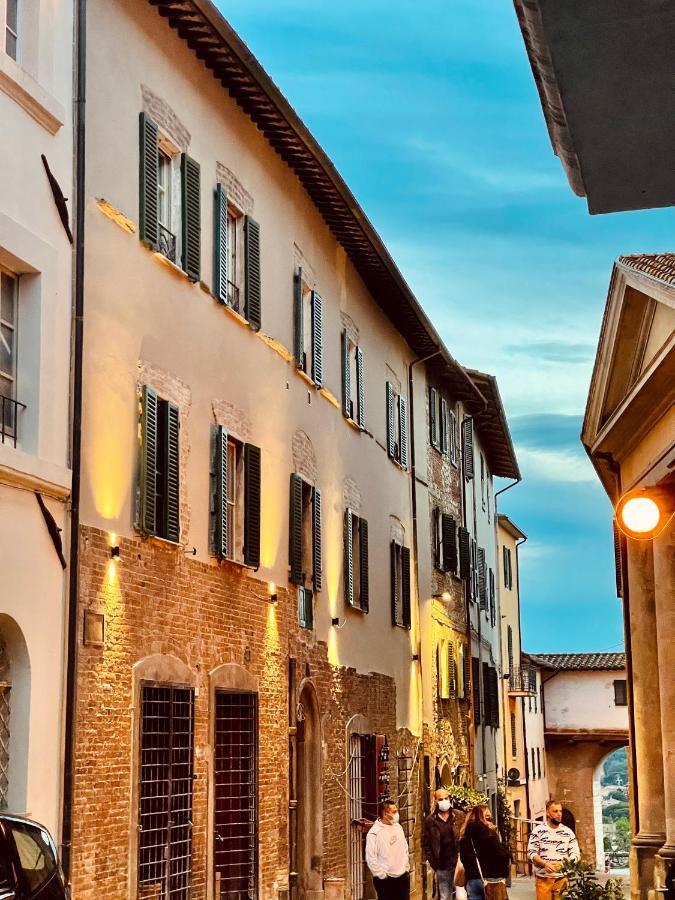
left=445, top=785, right=489, bottom=811
left=601, top=749, right=628, bottom=787
left=608, top=789, right=628, bottom=803
left=560, top=859, right=625, bottom=900
left=615, top=818, right=630, bottom=835
left=496, top=780, right=512, bottom=851
left=603, top=803, right=629, bottom=822
left=603, top=837, right=613, bottom=852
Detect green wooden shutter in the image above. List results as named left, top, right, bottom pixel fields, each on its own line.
left=213, top=184, right=228, bottom=303
left=458, top=526, right=471, bottom=580
left=311, top=291, right=323, bottom=387
left=341, top=330, right=351, bottom=418
left=507, top=626, right=514, bottom=675
left=398, top=395, right=408, bottom=469
left=243, top=444, right=261, bottom=567
left=472, top=657, right=481, bottom=724
left=359, top=517, right=369, bottom=612
left=181, top=153, right=201, bottom=281
left=449, top=642, right=456, bottom=699
left=139, top=113, right=159, bottom=250
left=244, top=216, right=261, bottom=331
left=450, top=410, right=458, bottom=464
left=139, top=385, right=158, bottom=535
left=386, top=382, right=395, bottom=458
left=462, top=417, right=474, bottom=479
left=356, top=347, right=365, bottom=429
left=440, top=398, right=449, bottom=454
left=312, top=487, right=322, bottom=592
left=429, top=387, right=438, bottom=448
left=489, top=568, right=496, bottom=625
left=441, top=514, right=457, bottom=574
left=390, top=541, right=400, bottom=626
left=401, top=546, right=411, bottom=628
left=213, top=425, right=228, bottom=558
left=463, top=646, right=471, bottom=701
left=477, top=547, right=487, bottom=608
left=164, top=402, right=180, bottom=543
left=289, top=473, right=303, bottom=585
left=344, top=508, right=354, bottom=607
left=293, top=270, right=304, bottom=368
left=482, top=662, right=491, bottom=726
left=612, top=519, right=623, bottom=598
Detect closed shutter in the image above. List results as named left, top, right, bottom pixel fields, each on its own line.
left=398, top=395, right=408, bottom=469
left=490, top=668, right=500, bottom=727
left=450, top=410, right=458, bottom=464
left=139, top=113, right=159, bottom=249
left=463, top=647, right=470, bottom=701
left=243, top=444, right=261, bottom=567
left=457, top=644, right=465, bottom=698
left=359, top=518, right=369, bottom=612
left=471, top=539, right=478, bottom=602
left=613, top=519, right=623, bottom=598
left=507, top=548, right=513, bottom=589
left=511, top=713, right=517, bottom=757
left=401, top=546, right=411, bottom=628
left=441, top=514, right=457, bottom=574
left=458, top=526, right=471, bottom=580
left=181, top=154, right=201, bottom=281
left=448, top=642, right=456, bottom=699
left=356, top=347, right=365, bottom=429
left=293, top=270, right=304, bottom=368
left=164, top=402, right=180, bottom=543
left=244, top=216, right=261, bottom=331
left=341, top=330, right=351, bottom=418
left=140, top=385, right=158, bottom=535
left=489, top=568, right=496, bottom=625
left=289, top=473, right=303, bottom=585
left=440, top=398, right=449, bottom=454
left=312, top=487, right=322, bottom=592
left=311, top=291, right=323, bottom=387
left=462, top=418, right=474, bottom=479
left=438, top=642, right=448, bottom=699
left=386, top=382, right=395, bottom=458
left=507, top=626, right=514, bottom=675
left=213, top=184, right=228, bottom=303
left=477, top=548, right=487, bottom=608
left=482, top=662, right=491, bottom=726
left=429, top=387, right=438, bottom=447
left=472, top=657, right=481, bottom=724
left=390, top=541, right=400, bottom=626
left=213, top=425, right=228, bottom=558
left=503, top=545, right=509, bottom=588
left=344, top=509, right=354, bottom=607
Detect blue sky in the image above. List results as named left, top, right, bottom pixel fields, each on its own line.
left=218, top=0, right=672, bottom=652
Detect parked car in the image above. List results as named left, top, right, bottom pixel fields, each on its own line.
left=0, top=815, right=69, bottom=899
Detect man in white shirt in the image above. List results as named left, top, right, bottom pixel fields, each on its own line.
left=527, top=800, right=580, bottom=900
left=366, top=800, right=410, bottom=900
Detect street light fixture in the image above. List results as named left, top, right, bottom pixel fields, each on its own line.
left=615, top=485, right=675, bottom=540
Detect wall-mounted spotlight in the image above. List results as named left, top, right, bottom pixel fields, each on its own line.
left=268, top=582, right=278, bottom=603
left=432, top=591, right=452, bottom=602
left=331, top=617, right=345, bottom=628
left=615, top=484, right=675, bottom=540
left=110, top=545, right=121, bottom=561
left=412, top=653, right=420, bottom=662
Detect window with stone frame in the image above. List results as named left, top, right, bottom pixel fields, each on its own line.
left=294, top=269, right=323, bottom=387
left=289, top=473, right=322, bottom=593
left=155, top=133, right=182, bottom=265
left=4, top=0, right=18, bottom=60
left=138, top=386, right=180, bottom=543
left=0, top=268, right=20, bottom=442
left=386, top=380, right=408, bottom=469
left=341, top=329, right=365, bottom=428
left=613, top=679, right=628, bottom=707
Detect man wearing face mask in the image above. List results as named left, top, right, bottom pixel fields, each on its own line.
left=366, top=799, right=410, bottom=900
left=422, top=788, right=458, bottom=900
left=527, top=800, right=580, bottom=900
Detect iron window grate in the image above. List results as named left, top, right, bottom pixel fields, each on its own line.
left=0, top=686, right=9, bottom=809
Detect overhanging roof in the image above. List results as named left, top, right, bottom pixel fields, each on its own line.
left=497, top=514, right=527, bottom=542
left=147, top=0, right=484, bottom=406
left=528, top=652, right=626, bottom=671
left=466, top=369, right=520, bottom=480
left=513, top=0, right=675, bottom=214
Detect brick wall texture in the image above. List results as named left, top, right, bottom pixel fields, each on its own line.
left=71, top=525, right=422, bottom=900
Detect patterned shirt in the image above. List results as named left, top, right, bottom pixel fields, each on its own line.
left=527, top=823, right=580, bottom=878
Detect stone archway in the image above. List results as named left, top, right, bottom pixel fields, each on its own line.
left=592, top=747, right=629, bottom=871
left=297, top=681, right=323, bottom=900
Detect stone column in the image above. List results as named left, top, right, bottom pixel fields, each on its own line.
left=626, top=539, right=665, bottom=900
left=654, top=520, right=675, bottom=894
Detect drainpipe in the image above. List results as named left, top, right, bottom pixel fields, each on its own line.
left=61, top=0, right=86, bottom=881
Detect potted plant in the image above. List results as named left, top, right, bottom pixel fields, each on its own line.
left=560, top=859, right=625, bottom=900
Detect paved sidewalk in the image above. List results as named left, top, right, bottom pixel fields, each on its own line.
left=506, top=873, right=630, bottom=900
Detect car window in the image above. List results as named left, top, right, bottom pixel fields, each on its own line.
left=8, top=820, right=57, bottom=892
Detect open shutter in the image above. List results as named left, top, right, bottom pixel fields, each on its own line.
left=398, top=395, right=408, bottom=469
left=450, top=410, right=458, bottom=464
left=356, top=347, right=365, bottom=429
left=477, top=548, right=487, bottom=608
left=181, top=154, right=201, bottom=281
left=244, top=216, right=261, bottom=331
left=438, top=642, right=448, bottom=699
left=139, top=113, right=159, bottom=249
left=441, top=514, right=457, bottom=574
left=457, top=644, right=465, bottom=699
left=164, top=402, right=180, bottom=543
left=507, top=626, right=514, bottom=675
left=359, top=518, right=369, bottom=612
left=214, top=425, right=228, bottom=558
left=471, top=539, right=478, bottom=601
left=344, top=509, right=354, bottom=607
left=482, top=662, right=491, bottom=726
left=462, top=417, right=474, bottom=479
left=341, top=330, right=351, bottom=418
left=311, top=291, right=323, bottom=387
left=289, top=473, right=303, bottom=585
left=429, top=387, right=438, bottom=447
left=139, top=385, right=158, bottom=535
left=386, top=382, right=395, bottom=458
left=401, top=546, right=411, bottom=628
left=243, top=444, right=261, bottom=567
left=293, top=270, right=304, bottom=368
left=213, top=184, right=228, bottom=303
left=390, top=541, right=400, bottom=626
left=448, top=643, right=456, bottom=699
left=612, top=519, right=623, bottom=598
left=463, top=646, right=471, bottom=701
left=440, top=398, right=449, bottom=454
left=458, top=526, right=471, bottom=580
left=490, top=668, right=500, bottom=727
left=312, top=487, right=322, bottom=591
left=489, top=568, right=495, bottom=625
left=472, top=657, right=481, bottom=724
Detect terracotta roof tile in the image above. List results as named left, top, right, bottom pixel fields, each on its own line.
left=527, top=652, right=625, bottom=671
left=618, top=253, right=675, bottom=288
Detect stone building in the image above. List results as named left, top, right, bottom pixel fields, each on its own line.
left=66, top=1, right=489, bottom=898
left=0, top=0, right=73, bottom=841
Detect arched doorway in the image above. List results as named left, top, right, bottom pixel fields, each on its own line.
left=0, top=616, right=30, bottom=814
left=592, top=747, right=629, bottom=871
left=297, top=682, right=323, bottom=899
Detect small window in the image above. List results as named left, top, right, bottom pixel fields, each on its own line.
left=531, top=748, right=536, bottom=780
left=0, top=269, right=20, bottom=443
left=289, top=474, right=322, bottom=591
left=298, top=586, right=314, bottom=630
left=293, top=270, right=323, bottom=386
left=210, top=428, right=261, bottom=568
left=390, top=540, right=411, bottom=628
left=341, top=330, right=364, bottom=428
left=613, top=679, right=628, bottom=707
left=156, top=138, right=180, bottom=265
left=449, top=409, right=458, bottom=466
left=138, top=387, right=180, bottom=543
left=344, top=509, right=368, bottom=612
left=226, top=207, right=242, bottom=311
left=386, top=381, right=408, bottom=469
left=5, top=0, right=18, bottom=60
left=429, top=386, right=439, bottom=450
left=503, top=546, right=513, bottom=590
left=438, top=640, right=450, bottom=699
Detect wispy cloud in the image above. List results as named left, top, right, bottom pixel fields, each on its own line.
left=505, top=341, right=597, bottom=364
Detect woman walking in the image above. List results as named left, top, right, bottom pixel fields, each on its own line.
left=458, top=804, right=509, bottom=900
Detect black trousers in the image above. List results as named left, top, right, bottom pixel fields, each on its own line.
left=373, top=872, right=410, bottom=900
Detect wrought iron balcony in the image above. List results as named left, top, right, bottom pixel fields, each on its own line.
left=0, top=395, right=26, bottom=448
left=158, top=223, right=177, bottom=263
left=227, top=279, right=240, bottom=313
left=508, top=667, right=537, bottom=696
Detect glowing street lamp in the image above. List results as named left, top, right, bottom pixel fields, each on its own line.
left=615, top=486, right=675, bottom=540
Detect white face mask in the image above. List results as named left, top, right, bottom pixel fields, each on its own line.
left=390, top=812, right=400, bottom=824
left=438, top=799, right=451, bottom=812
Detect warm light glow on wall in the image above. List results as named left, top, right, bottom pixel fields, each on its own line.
left=615, top=485, right=675, bottom=540
left=87, top=386, right=134, bottom=522
left=259, top=475, right=284, bottom=569
left=327, top=627, right=340, bottom=667
left=620, top=497, right=660, bottom=533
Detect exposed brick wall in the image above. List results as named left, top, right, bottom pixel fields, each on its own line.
left=72, top=525, right=419, bottom=900
left=141, top=84, right=190, bottom=151
left=216, top=162, right=254, bottom=216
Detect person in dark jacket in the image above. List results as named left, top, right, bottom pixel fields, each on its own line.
left=422, top=788, right=458, bottom=900
left=459, top=804, right=509, bottom=900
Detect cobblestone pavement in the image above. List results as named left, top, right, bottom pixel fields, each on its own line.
left=506, top=873, right=630, bottom=900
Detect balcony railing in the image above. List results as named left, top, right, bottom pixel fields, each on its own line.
left=158, top=223, right=177, bottom=263
left=1, top=395, right=26, bottom=448
left=508, top=667, right=536, bottom=696
left=227, top=280, right=240, bottom=314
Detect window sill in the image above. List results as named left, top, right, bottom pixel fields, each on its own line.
left=152, top=250, right=191, bottom=281
left=0, top=443, right=72, bottom=499
left=0, top=53, right=65, bottom=134
left=344, top=416, right=363, bottom=433
left=214, top=554, right=256, bottom=572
